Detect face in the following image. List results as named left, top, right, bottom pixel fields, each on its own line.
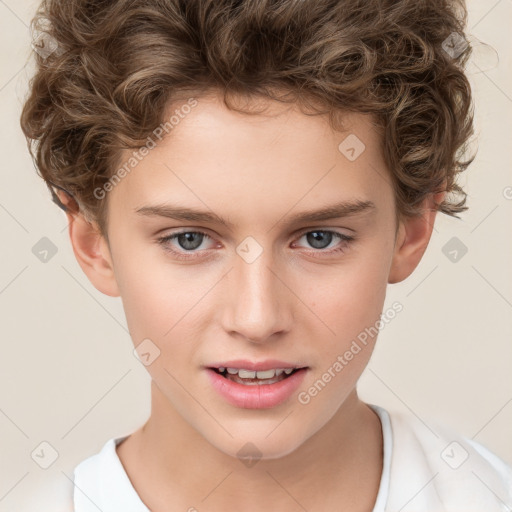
left=88, top=91, right=408, bottom=459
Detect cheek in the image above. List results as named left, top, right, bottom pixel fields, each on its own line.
left=307, top=253, right=391, bottom=347
left=296, top=261, right=389, bottom=416
left=116, top=266, right=171, bottom=341
left=113, top=241, right=205, bottom=333
left=114, top=249, right=221, bottom=380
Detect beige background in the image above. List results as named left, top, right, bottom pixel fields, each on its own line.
left=1, top=0, right=511, bottom=510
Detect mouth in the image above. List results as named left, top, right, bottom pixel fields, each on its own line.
left=209, top=366, right=305, bottom=386
left=205, top=360, right=309, bottom=409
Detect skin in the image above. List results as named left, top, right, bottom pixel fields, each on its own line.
left=61, top=90, right=443, bottom=511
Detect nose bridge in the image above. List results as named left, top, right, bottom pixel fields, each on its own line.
left=223, top=244, right=290, bottom=342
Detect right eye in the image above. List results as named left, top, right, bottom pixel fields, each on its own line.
left=156, top=230, right=218, bottom=259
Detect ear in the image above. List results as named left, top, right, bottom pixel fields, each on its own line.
left=388, top=189, right=446, bottom=284
left=57, top=190, right=120, bottom=297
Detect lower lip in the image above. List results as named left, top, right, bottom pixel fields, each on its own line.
left=206, top=368, right=308, bottom=409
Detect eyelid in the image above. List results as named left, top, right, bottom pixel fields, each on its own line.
left=293, top=226, right=354, bottom=238
left=156, top=226, right=353, bottom=244
left=291, top=229, right=355, bottom=251
left=157, top=229, right=217, bottom=248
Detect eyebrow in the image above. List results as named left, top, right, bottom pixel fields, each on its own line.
left=134, top=199, right=376, bottom=229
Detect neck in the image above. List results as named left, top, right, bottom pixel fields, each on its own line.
left=117, top=382, right=383, bottom=512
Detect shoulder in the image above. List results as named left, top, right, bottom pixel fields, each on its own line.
left=72, top=437, right=120, bottom=510
left=380, top=406, right=512, bottom=512
left=73, top=434, right=149, bottom=511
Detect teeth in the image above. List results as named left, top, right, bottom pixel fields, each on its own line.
left=238, top=369, right=256, bottom=379
left=219, top=367, right=297, bottom=379
left=255, top=369, right=275, bottom=379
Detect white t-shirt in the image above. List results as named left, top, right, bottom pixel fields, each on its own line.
left=72, top=405, right=512, bottom=511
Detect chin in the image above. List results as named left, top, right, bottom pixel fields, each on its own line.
left=200, top=424, right=310, bottom=463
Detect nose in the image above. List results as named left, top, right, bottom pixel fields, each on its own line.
left=220, top=246, right=294, bottom=344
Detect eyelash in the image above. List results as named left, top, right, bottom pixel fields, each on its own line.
left=156, top=229, right=355, bottom=261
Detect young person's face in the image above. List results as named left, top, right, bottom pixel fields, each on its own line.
left=73, top=91, right=437, bottom=459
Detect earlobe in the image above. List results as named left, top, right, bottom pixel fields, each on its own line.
left=64, top=207, right=120, bottom=298
left=388, top=191, right=445, bottom=284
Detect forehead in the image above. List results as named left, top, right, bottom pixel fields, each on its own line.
left=107, top=92, right=393, bottom=227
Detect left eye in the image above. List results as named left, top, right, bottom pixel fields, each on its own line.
left=294, top=230, right=353, bottom=251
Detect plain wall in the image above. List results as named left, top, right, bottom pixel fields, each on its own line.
left=1, top=0, right=511, bottom=510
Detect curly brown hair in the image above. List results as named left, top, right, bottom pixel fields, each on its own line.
left=20, top=0, right=475, bottom=242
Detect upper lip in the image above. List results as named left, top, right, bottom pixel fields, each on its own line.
left=207, top=359, right=308, bottom=371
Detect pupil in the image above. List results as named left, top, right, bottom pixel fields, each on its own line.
left=307, top=231, right=332, bottom=249
left=178, top=232, right=203, bottom=250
